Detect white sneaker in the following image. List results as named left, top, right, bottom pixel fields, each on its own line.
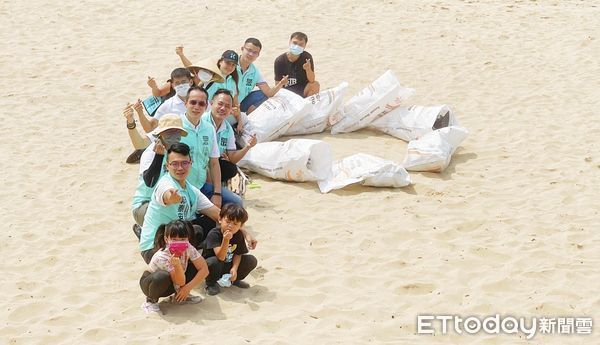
left=141, top=301, right=162, bottom=314
left=169, top=293, right=204, bottom=305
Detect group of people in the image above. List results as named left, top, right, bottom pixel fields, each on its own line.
left=123, top=33, right=319, bottom=314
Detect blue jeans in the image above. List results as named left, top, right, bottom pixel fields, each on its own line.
left=200, top=183, right=243, bottom=206
left=240, top=90, right=268, bottom=113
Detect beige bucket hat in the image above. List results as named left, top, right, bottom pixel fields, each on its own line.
left=151, top=113, right=188, bottom=136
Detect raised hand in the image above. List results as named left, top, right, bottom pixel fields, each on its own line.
left=302, top=59, right=312, bottom=71
left=164, top=188, right=182, bottom=205
left=133, top=99, right=144, bottom=115
left=175, top=45, right=184, bottom=56
left=170, top=253, right=182, bottom=265
left=278, top=75, right=289, bottom=87
left=154, top=139, right=166, bottom=155
left=147, top=76, right=158, bottom=89
left=246, top=134, right=257, bottom=149
left=123, top=103, right=134, bottom=123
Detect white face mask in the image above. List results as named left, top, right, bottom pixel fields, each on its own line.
left=174, top=83, right=190, bottom=97
left=197, top=70, right=214, bottom=83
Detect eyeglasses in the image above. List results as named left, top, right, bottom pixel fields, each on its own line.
left=188, top=100, right=207, bottom=107
left=169, top=161, right=191, bottom=169
left=244, top=47, right=260, bottom=56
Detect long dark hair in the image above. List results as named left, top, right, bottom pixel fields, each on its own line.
left=153, top=220, right=193, bottom=250
left=216, top=59, right=240, bottom=94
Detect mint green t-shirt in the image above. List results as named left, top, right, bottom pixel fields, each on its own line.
left=179, top=114, right=218, bottom=189
left=206, top=75, right=238, bottom=100
left=236, top=63, right=264, bottom=102
left=201, top=112, right=235, bottom=155
left=139, top=173, right=210, bottom=251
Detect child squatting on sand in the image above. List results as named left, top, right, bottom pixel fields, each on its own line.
left=203, top=204, right=258, bottom=296
left=139, top=220, right=208, bottom=314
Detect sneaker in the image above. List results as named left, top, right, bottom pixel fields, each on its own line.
left=126, top=149, right=144, bottom=164
left=169, top=293, right=203, bottom=304
left=132, top=224, right=141, bottom=240
left=206, top=284, right=221, bottom=296
left=141, top=301, right=161, bottom=314
left=232, top=280, right=250, bottom=289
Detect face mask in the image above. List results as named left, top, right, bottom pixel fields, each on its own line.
left=168, top=240, right=189, bottom=256
left=160, top=133, right=181, bottom=149
left=197, top=70, right=214, bottom=83
left=174, top=83, right=190, bottom=97
left=289, top=44, right=304, bottom=56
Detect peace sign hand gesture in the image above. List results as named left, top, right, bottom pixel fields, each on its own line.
left=302, top=59, right=312, bottom=71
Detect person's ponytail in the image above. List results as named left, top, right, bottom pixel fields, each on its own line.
left=153, top=224, right=167, bottom=250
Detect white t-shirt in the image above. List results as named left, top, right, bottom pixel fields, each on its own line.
left=154, top=95, right=186, bottom=120
left=139, top=141, right=160, bottom=174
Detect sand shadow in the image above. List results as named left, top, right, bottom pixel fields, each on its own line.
left=327, top=183, right=417, bottom=196
left=215, top=284, right=277, bottom=311
left=157, top=290, right=227, bottom=323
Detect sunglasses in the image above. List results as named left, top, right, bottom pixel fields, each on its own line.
left=188, top=100, right=207, bottom=107
left=169, top=161, right=191, bottom=169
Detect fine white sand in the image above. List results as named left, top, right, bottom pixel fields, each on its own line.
left=1, top=1, right=598, bottom=344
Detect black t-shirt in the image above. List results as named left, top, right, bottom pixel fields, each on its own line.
left=274, top=51, right=314, bottom=97
left=203, top=227, right=248, bottom=262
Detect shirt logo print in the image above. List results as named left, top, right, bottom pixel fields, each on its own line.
left=177, top=195, right=189, bottom=220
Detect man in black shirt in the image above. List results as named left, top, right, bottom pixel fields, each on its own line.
left=274, top=32, right=320, bottom=98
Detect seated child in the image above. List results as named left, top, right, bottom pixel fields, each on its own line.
left=139, top=220, right=209, bottom=314
left=203, top=204, right=257, bottom=296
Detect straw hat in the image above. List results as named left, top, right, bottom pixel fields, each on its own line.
left=187, top=57, right=225, bottom=84
left=151, top=113, right=188, bottom=136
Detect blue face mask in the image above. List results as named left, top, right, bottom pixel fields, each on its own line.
left=289, top=44, right=304, bottom=56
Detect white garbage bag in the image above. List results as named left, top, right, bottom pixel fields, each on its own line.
left=370, top=105, right=459, bottom=142
left=318, top=153, right=411, bottom=193
left=286, top=82, right=348, bottom=136
left=238, top=88, right=310, bottom=146
left=238, top=139, right=333, bottom=182
left=330, top=70, right=414, bottom=134
left=402, top=126, right=469, bottom=172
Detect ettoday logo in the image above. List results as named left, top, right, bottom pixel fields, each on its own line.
left=417, top=314, right=593, bottom=339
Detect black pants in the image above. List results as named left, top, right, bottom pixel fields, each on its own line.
left=205, top=254, right=257, bottom=287
left=219, top=158, right=238, bottom=183
left=139, top=264, right=199, bottom=303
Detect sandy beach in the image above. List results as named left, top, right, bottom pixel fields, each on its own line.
left=1, top=0, right=599, bottom=344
